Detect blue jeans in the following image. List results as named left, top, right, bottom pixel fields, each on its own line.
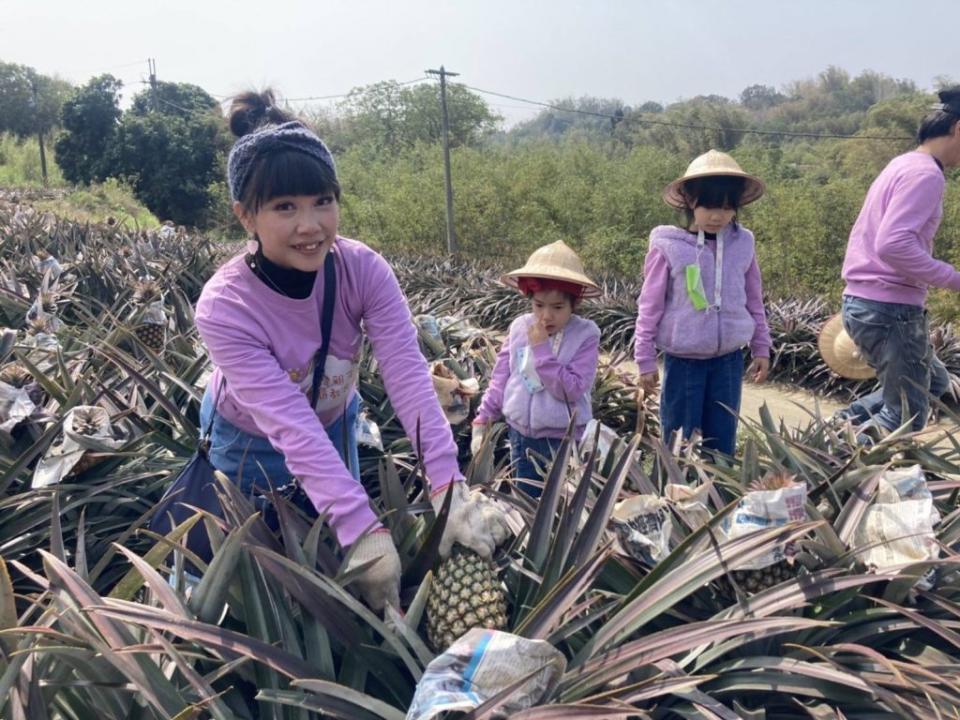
left=841, top=295, right=947, bottom=432
left=660, top=350, right=743, bottom=457
left=508, top=427, right=562, bottom=498
left=199, top=389, right=360, bottom=496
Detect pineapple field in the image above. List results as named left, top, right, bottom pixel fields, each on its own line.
left=4, top=191, right=960, bottom=718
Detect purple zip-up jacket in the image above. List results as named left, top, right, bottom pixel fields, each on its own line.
left=842, top=151, right=960, bottom=307
left=634, top=225, right=771, bottom=374
left=195, top=237, right=462, bottom=548
left=475, top=313, right=600, bottom=439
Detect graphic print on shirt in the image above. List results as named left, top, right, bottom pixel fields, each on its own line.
left=288, top=354, right=360, bottom=416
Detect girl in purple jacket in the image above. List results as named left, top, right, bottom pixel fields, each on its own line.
left=472, top=241, right=601, bottom=496
left=635, top=150, right=772, bottom=457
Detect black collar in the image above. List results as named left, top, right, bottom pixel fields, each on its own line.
left=245, top=247, right=317, bottom=299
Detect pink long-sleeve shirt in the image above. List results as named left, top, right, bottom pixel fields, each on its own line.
left=195, top=237, right=462, bottom=547
left=634, top=232, right=771, bottom=375
left=842, top=150, right=960, bottom=307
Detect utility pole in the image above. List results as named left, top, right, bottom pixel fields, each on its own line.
left=426, top=65, right=458, bottom=255
left=30, top=79, right=48, bottom=186
left=148, top=58, right=159, bottom=112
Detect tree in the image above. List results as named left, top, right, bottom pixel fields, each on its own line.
left=110, top=82, right=228, bottom=225
left=130, top=81, right=219, bottom=119
left=510, top=96, right=630, bottom=141
left=337, top=80, right=500, bottom=150
left=54, top=74, right=122, bottom=185
left=0, top=61, right=36, bottom=137
left=740, top=84, right=787, bottom=111
left=0, top=61, right=71, bottom=183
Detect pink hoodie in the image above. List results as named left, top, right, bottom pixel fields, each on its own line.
left=195, top=237, right=463, bottom=547
left=842, top=150, right=960, bottom=307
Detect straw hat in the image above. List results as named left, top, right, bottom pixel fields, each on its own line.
left=662, top=149, right=766, bottom=210
left=818, top=313, right=876, bottom=380
left=501, top=240, right=601, bottom=298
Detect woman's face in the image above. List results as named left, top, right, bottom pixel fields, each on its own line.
left=234, top=193, right=339, bottom=271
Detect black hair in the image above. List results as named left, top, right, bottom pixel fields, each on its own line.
left=228, top=89, right=341, bottom=213
left=917, top=87, right=960, bottom=144
left=681, top=175, right=745, bottom=225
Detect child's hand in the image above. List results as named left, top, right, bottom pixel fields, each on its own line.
left=748, top=357, right=770, bottom=383
left=527, top=318, right=549, bottom=346
left=638, top=371, right=659, bottom=396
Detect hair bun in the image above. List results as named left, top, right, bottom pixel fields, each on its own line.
left=938, top=86, right=960, bottom=106
left=228, top=89, right=294, bottom=137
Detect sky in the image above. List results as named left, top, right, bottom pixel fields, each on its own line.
left=3, top=0, right=958, bottom=126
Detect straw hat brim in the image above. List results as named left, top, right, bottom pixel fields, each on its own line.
left=501, top=269, right=602, bottom=298
left=663, top=170, right=766, bottom=210
left=818, top=313, right=876, bottom=380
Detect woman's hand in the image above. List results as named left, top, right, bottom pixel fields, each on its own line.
left=342, top=530, right=401, bottom=612
left=432, top=482, right=511, bottom=559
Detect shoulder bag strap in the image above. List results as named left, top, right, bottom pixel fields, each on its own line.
left=310, top=250, right=337, bottom=407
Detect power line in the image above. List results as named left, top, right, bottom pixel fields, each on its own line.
left=157, top=95, right=203, bottom=115
left=284, top=76, right=428, bottom=102
left=460, top=83, right=914, bottom=142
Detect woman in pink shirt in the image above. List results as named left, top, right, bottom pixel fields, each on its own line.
left=838, top=87, right=960, bottom=442
left=194, top=90, right=508, bottom=611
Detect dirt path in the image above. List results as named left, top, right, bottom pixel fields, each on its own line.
left=607, top=357, right=958, bottom=445
left=739, top=380, right=843, bottom=429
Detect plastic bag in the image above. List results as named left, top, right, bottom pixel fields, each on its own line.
left=355, top=410, right=383, bottom=451
left=612, top=495, right=672, bottom=565
left=722, top=482, right=807, bottom=570
left=406, top=628, right=566, bottom=720
left=665, top=481, right=713, bottom=532
left=579, top=419, right=621, bottom=467
left=33, top=406, right=126, bottom=487
left=0, top=381, right=37, bottom=433
left=853, top=465, right=939, bottom=584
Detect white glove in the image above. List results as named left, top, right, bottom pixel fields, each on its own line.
left=470, top=423, right=488, bottom=456
left=342, top=531, right=401, bottom=611
left=432, top=481, right=511, bottom=559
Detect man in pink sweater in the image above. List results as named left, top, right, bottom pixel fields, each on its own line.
left=839, top=87, right=960, bottom=440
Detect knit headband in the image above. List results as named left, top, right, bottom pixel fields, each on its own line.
left=227, top=121, right=337, bottom=202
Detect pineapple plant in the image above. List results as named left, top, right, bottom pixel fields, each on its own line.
left=426, top=547, right=509, bottom=651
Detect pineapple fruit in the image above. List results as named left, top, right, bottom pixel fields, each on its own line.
left=68, top=407, right=112, bottom=476
left=131, top=278, right=167, bottom=352
left=426, top=547, right=508, bottom=652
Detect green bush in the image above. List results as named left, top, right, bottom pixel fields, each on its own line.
left=33, top=178, right=159, bottom=228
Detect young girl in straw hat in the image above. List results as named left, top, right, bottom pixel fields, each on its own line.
left=634, top=150, right=772, bottom=457
left=472, top=241, right=601, bottom=496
